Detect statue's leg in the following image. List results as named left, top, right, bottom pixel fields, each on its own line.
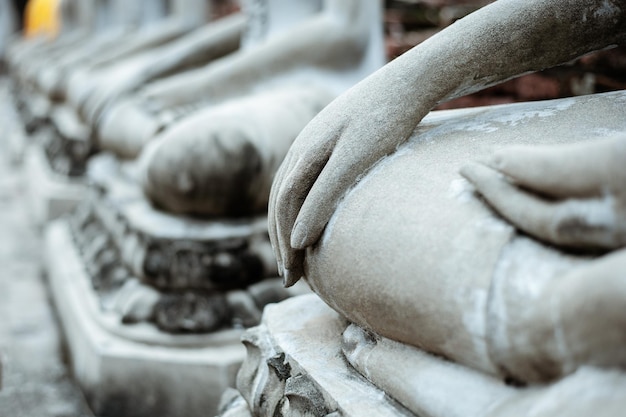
left=343, top=323, right=626, bottom=417
left=96, top=88, right=220, bottom=159
left=488, top=367, right=626, bottom=417
left=96, top=96, right=165, bottom=158
left=341, top=324, right=517, bottom=417
left=139, top=86, right=333, bottom=216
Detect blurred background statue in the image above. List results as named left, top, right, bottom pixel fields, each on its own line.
left=22, top=0, right=385, bottom=334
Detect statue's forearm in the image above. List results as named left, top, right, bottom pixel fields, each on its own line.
left=141, top=13, right=246, bottom=82
left=75, top=14, right=246, bottom=122
left=140, top=14, right=366, bottom=108
left=371, top=0, right=626, bottom=137
left=86, top=17, right=195, bottom=70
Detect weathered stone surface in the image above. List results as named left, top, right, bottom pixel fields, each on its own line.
left=45, top=219, right=246, bottom=417
left=234, top=294, right=414, bottom=417
left=303, top=91, right=626, bottom=383
left=269, top=0, right=626, bottom=287
left=268, top=3, right=626, bottom=413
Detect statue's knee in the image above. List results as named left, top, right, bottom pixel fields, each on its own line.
left=97, top=99, right=161, bottom=158
left=141, top=126, right=265, bottom=217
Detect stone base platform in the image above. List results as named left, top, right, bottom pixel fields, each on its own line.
left=25, top=144, right=85, bottom=226
left=222, top=294, right=414, bottom=417
left=45, top=219, right=246, bottom=417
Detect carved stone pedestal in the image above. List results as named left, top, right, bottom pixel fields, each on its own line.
left=43, top=152, right=306, bottom=416
left=25, top=144, right=85, bottom=226
left=219, top=294, right=414, bottom=417
left=44, top=104, right=94, bottom=177
left=45, top=219, right=246, bottom=417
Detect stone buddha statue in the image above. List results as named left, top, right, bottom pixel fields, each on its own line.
left=263, top=0, right=626, bottom=414
left=5, top=0, right=100, bottom=132
left=11, top=0, right=195, bottom=175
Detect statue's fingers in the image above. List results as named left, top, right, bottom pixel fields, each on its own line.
left=282, top=252, right=306, bottom=288
left=274, top=157, right=316, bottom=286
left=274, top=143, right=335, bottom=285
left=486, top=137, right=626, bottom=199
left=291, top=126, right=411, bottom=251
left=270, top=151, right=304, bottom=278
left=291, top=146, right=375, bottom=251
left=461, top=162, right=626, bottom=250
left=268, top=153, right=293, bottom=276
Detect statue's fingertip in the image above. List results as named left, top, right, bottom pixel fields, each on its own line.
left=459, top=164, right=471, bottom=178
left=291, top=222, right=308, bottom=249
left=485, top=151, right=506, bottom=171
left=459, top=162, right=480, bottom=183
left=283, top=269, right=300, bottom=288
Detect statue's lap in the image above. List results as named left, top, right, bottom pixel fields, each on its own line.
left=305, top=91, right=626, bottom=378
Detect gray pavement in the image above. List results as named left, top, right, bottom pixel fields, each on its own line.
left=0, top=78, right=94, bottom=417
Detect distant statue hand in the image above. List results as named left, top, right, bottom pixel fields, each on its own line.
left=462, top=136, right=626, bottom=250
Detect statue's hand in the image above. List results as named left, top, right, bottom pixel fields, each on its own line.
left=461, top=136, right=626, bottom=250
left=269, top=87, right=414, bottom=286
